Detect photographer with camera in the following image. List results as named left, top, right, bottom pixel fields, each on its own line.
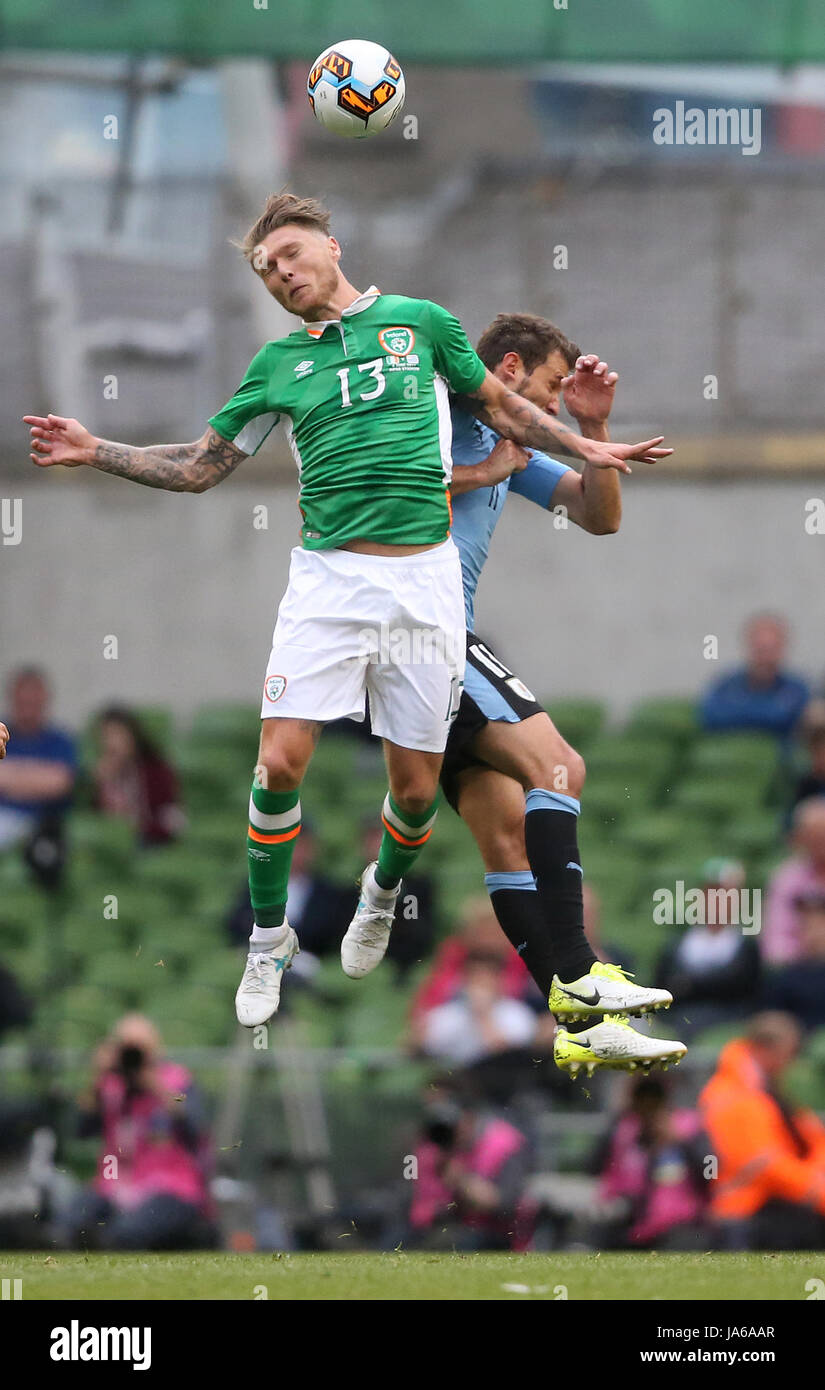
left=61, top=1014, right=215, bottom=1250
left=404, top=1079, right=536, bottom=1251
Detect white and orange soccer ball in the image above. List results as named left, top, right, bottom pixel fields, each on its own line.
left=307, top=39, right=405, bottom=139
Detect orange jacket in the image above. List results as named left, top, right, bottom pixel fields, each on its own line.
left=698, top=1038, right=825, bottom=1219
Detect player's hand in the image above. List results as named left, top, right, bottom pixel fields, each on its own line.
left=479, top=438, right=530, bottom=486
left=0, top=723, right=9, bottom=759
left=577, top=434, right=672, bottom=474
left=563, top=354, right=618, bottom=427
left=24, top=414, right=97, bottom=468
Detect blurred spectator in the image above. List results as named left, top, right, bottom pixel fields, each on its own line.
left=0, top=961, right=32, bottom=1040
left=412, top=950, right=538, bottom=1065
left=699, top=1012, right=825, bottom=1250
left=699, top=613, right=809, bottom=743
left=0, top=722, right=8, bottom=757
left=762, top=892, right=825, bottom=1031
left=655, top=858, right=761, bottom=1038
left=763, top=799, right=825, bottom=963
left=92, top=706, right=185, bottom=847
left=410, top=895, right=538, bottom=1025
left=61, top=1014, right=215, bottom=1251
left=592, top=1075, right=712, bottom=1250
left=789, top=703, right=825, bottom=815
left=0, top=668, right=76, bottom=887
left=404, top=1082, right=536, bottom=1250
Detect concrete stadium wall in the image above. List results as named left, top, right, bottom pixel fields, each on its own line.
left=2, top=474, right=823, bottom=732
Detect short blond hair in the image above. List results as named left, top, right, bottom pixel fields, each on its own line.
left=238, top=192, right=332, bottom=263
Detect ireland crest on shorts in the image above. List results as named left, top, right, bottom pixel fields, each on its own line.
left=378, top=326, right=415, bottom=358
left=264, top=674, right=287, bottom=703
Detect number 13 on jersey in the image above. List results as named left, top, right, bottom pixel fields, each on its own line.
left=336, top=359, right=386, bottom=408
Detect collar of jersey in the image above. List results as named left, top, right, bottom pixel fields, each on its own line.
left=302, top=285, right=380, bottom=338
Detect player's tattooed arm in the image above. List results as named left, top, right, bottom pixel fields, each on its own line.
left=25, top=416, right=247, bottom=492
left=91, top=429, right=246, bottom=492
left=460, top=370, right=672, bottom=472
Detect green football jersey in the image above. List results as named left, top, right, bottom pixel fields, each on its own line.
left=208, top=287, right=487, bottom=550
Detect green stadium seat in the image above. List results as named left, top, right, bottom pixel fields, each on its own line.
left=724, top=809, right=783, bottom=861
left=625, top=697, right=699, bottom=745
left=189, top=703, right=260, bottom=755
left=586, top=736, right=675, bottom=809
left=0, top=852, right=31, bottom=893
left=183, top=812, right=248, bottom=862
left=148, top=987, right=233, bottom=1047
left=188, top=948, right=245, bottom=994
left=3, top=941, right=48, bottom=991
left=539, top=698, right=606, bottom=750
left=85, top=949, right=150, bottom=1002
left=806, top=1027, right=825, bottom=1066
left=786, top=1058, right=825, bottom=1111
left=688, top=731, right=780, bottom=780
left=667, top=778, right=760, bottom=823
left=0, top=887, right=46, bottom=945
left=69, top=813, right=137, bottom=873
left=134, top=706, right=176, bottom=752
left=288, top=991, right=342, bottom=1048
left=614, top=810, right=709, bottom=858
left=177, top=745, right=252, bottom=812
left=55, top=984, right=120, bottom=1035
left=341, top=985, right=408, bottom=1048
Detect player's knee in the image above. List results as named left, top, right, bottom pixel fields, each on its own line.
left=533, top=744, right=585, bottom=799
left=391, top=782, right=439, bottom=818
left=564, top=748, right=586, bottom=798
left=254, top=753, right=304, bottom=793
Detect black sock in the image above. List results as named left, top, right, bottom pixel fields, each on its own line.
left=523, top=787, right=597, bottom=984
left=485, top=872, right=557, bottom=997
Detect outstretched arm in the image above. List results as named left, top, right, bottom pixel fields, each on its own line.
left=460, top=369, right=671, bottom=472
left=25, top=415, right=247, bottom=493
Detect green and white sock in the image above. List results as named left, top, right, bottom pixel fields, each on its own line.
left=247, top=783, right=301, bottom=929
left=375, top=792, right=439, bottom=891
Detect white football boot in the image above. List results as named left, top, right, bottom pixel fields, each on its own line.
left=554, top=1013, right=687, bottom=1076
left=549, top=961, right=672, bottom=1021
left=341, top=862, right=401, bottom=979
left=235, top=923, right=300, bottom=1027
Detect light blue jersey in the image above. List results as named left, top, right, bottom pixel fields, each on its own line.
left=449, top=405, right=573, bottom=627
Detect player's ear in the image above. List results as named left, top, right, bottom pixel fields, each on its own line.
left=328, top=236, right=342, bottom=264
left=500, top=351, right=522, bottom=383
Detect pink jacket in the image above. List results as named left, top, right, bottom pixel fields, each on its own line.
left=410, top=1118, right=534, bottom=1249
left=599, top=1110, right=707, bottom=1245
left=93, top=1061, right=209, bottom=1211
left=764, top=857, right=825, bottom=964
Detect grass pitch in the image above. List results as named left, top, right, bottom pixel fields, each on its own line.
left=4, top=1251, right=822, bottom=1300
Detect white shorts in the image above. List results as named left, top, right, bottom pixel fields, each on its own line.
left=260, top=539, right=466, bottom=753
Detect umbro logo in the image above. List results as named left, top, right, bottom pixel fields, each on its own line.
left=294, top=360, right=315, bottom=378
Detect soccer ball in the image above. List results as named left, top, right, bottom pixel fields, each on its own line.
left=307, top=39, right=405, bottom=140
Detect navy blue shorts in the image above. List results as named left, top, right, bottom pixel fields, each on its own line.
left=440, top=631, right=545, bottom=811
